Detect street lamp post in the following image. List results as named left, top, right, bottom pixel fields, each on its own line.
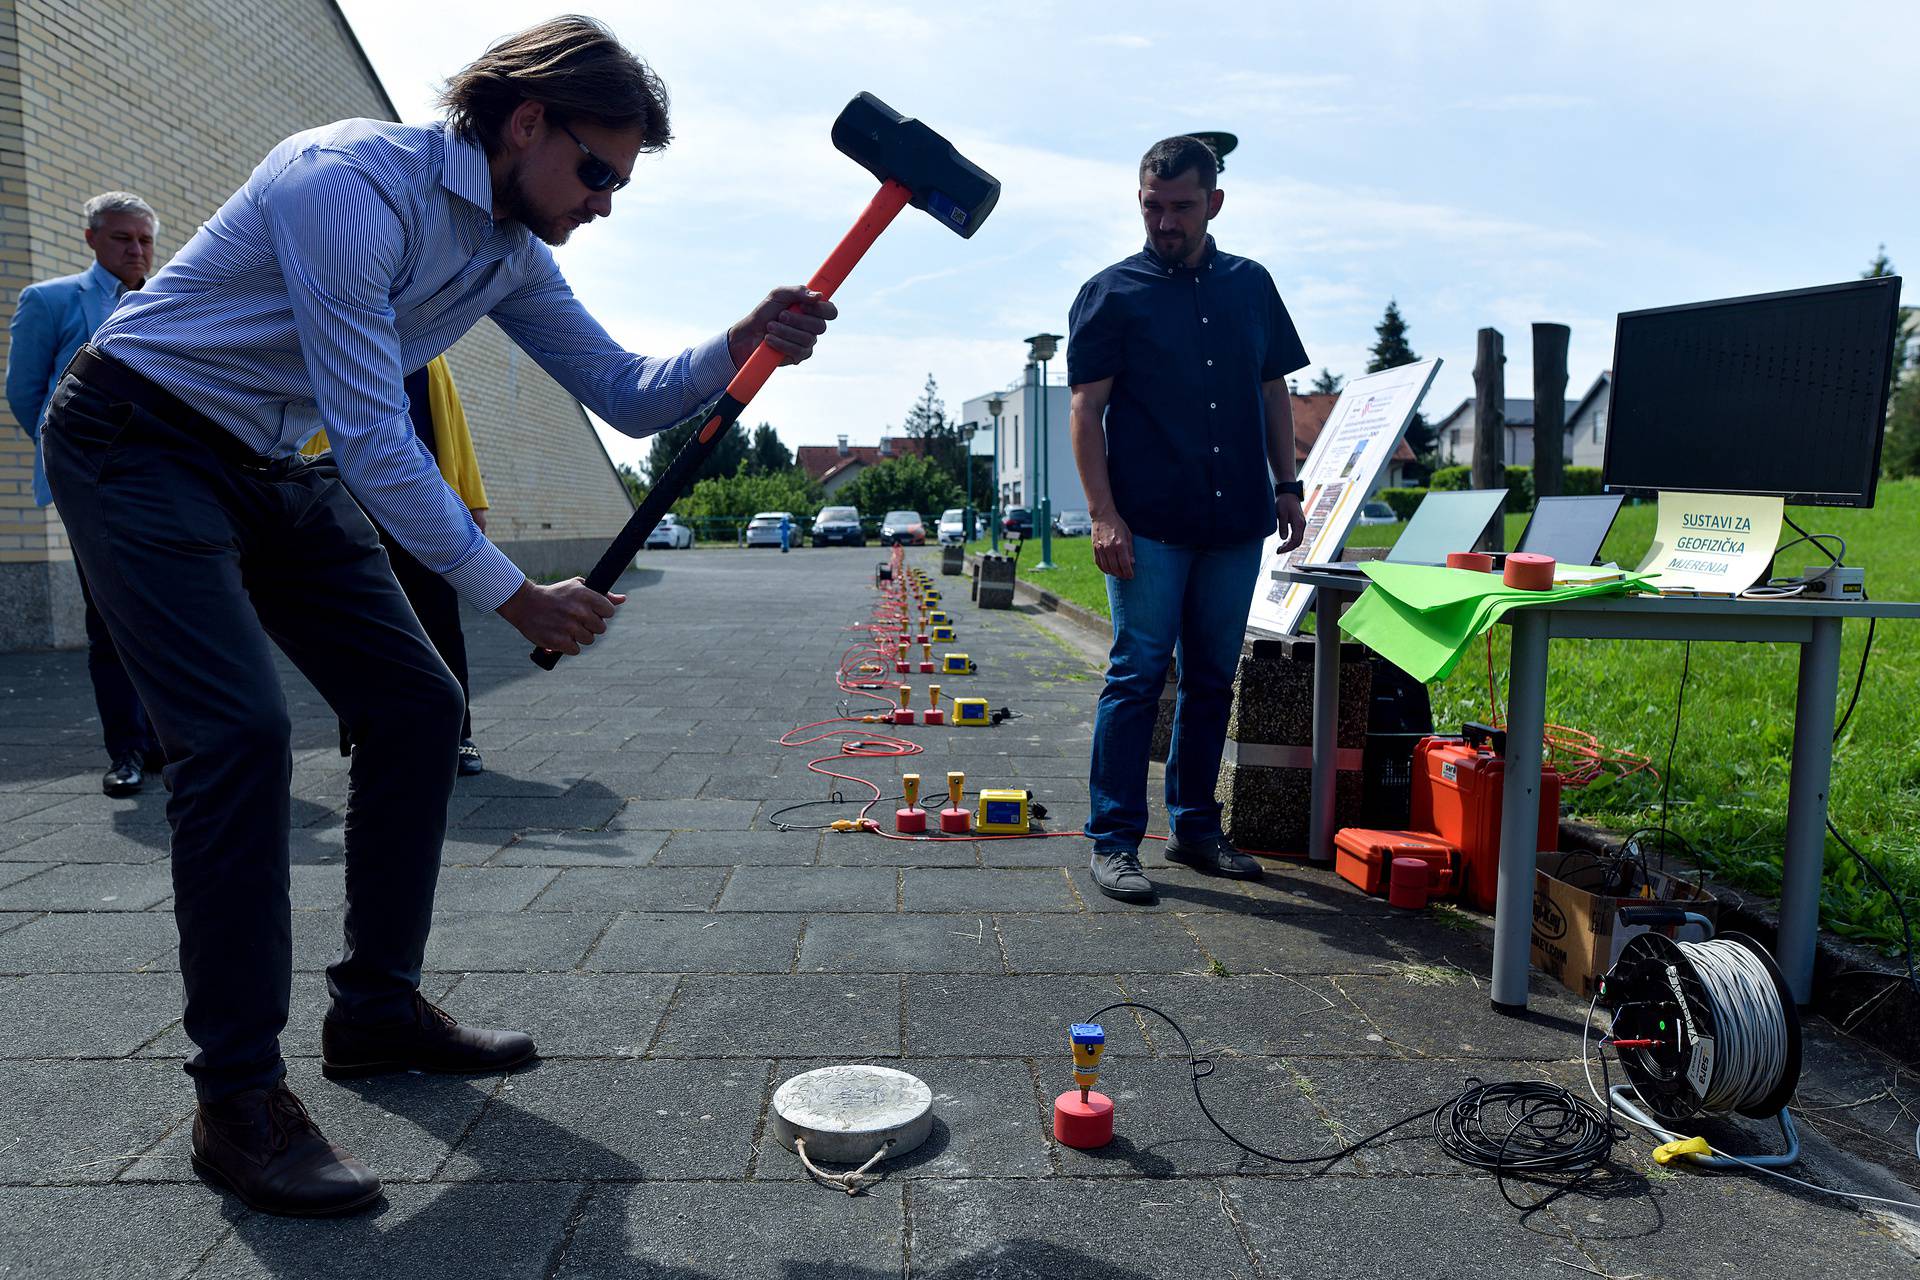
left=986, top=395, right=1004, bottom=552
left=1026, top=332, right=1064, bottom=571
left=961, top=420, right=979, bottom=540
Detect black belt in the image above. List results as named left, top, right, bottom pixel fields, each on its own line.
left=67, top=346, right=276, bottom=472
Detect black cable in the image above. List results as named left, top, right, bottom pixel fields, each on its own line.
left=1658, top=641, right=1691, bottom=844
left=1780, top=514, right=1845, bottom=567
left=1827, top=819, right=1919, bottom=994
left=1083, top=1001, right=1618, bottom=1211
left=1833, top=617, right=1876, bottom=742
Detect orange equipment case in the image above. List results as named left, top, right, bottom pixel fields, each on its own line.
left=1412, top=724, right=1559, bottom=912
left=1333, top=828, right=1459, bottom=898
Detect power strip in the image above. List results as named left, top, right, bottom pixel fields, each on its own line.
left=1800, top=564, right=1865, bottom=600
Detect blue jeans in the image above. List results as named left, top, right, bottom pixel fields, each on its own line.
left=1087, top=534, right=1264, bottom=850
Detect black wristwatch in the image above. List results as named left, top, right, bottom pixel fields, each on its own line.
left=1274, top=479, right=1304, bottom=500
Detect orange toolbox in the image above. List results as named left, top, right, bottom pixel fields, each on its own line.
left=1333, top=828, right=1459, bottom=898
left=1412, top=724, right=1560, bottom=912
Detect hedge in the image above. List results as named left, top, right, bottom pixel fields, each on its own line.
left=1376, top=487, right=1428, bottom=521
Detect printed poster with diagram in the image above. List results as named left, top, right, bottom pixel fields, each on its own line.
left=1635, top=491, right=1784, bottom=595
left=1247, top=358, right=1442, bottom=637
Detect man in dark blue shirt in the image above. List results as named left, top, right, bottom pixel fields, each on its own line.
left=1067, top=136, right=1308, bottom=902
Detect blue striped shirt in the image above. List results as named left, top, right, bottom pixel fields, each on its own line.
left=92, top=118, right=735, bottom=610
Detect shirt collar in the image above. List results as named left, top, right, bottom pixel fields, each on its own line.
left=1140, top=234, right=1218, bottom=276
left=83, top=261, right=123, bottom=294
left=440, top=122, right=497, bottom=218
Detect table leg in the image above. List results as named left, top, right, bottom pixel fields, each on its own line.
left=1308, top=588, right=1346, bottom=865
left=1780, top=615, right=1842, bottom=1005
left=1492, top=609, right=1550, bottom=1010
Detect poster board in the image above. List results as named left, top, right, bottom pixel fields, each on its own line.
left=1247, top=358, right=1442, bottom=637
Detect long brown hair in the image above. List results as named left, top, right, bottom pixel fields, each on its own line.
left=439, top=15, right=670, bottom=156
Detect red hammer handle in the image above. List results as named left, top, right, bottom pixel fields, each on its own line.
left=531, top=178, right=915, bottom=670
left=698, top=178, right=913, bottom=440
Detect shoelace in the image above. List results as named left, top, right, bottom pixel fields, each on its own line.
left=264, top=1087, right=319, bottom=1154
left=417, top=994, right=460, bottom=1032
left=1103, top=849, right=1147, bottom=878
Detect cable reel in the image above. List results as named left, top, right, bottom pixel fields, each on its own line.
left=1597, top=921, right=1803, bottom=1168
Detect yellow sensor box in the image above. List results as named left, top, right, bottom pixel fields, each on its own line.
left=975, top=789, right=1030, bottom=833
left=952, top=697, right=990, bottom=726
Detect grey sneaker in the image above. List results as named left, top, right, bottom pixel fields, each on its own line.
left=1164, top=833, right=1265, bottom=880
left=1090, top=848, right=1155, bottom=902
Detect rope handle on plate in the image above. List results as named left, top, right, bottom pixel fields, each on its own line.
left=794, top=1136, right=892, bottom=1195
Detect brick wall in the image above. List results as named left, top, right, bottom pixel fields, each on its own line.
left=0, top=0, right=632, bottom=649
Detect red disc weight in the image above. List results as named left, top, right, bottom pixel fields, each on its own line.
left=1053, top=1091, right=1114, bottom=1149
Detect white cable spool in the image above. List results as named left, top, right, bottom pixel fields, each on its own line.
left=771, top=1065, right=934, bottom=1193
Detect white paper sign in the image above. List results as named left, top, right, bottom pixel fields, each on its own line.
left=1636, top=491, right=1784, bottom=595
left=1247, top=359, right=1442, bottom=637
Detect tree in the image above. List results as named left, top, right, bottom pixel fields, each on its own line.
left=675, top=463, right=823, bottom=541
left=1366, top=299, right=1437, bottom=468
left=1308, top=367, right=1344, bottom=395
left=901, top=373, right=967, bottom=488
left=1868, top=247, right=1920, bottom=477
left=645, top=407, right=749, bottom=489
left=615, top=462, right=645, bottom=507
left=747, top=422, right=792, bottom=474
left=836, top=453, right=962, bottom=524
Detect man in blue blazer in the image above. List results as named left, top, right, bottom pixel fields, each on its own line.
left=6, top=191, right=163, bottom=795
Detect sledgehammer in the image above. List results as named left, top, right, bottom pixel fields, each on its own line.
left=532, top=92, right=1001, bottom=668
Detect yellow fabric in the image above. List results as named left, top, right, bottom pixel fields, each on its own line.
left=300, top=356, right=489, bottom=510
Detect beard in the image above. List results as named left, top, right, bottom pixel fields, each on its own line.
left=498, top=168, right=575, bottom=247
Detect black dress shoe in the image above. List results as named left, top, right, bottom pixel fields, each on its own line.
left=457, top=738, right=484, bottom=777
left=101, top=756, right=143, bottom=797
left=1163, top=833, right=1266, bottom=880
left=322, top=993, right=536, bottom=1079
left=191, top=1081, right=382, bottom=1217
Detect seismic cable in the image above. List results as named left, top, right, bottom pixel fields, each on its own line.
left=1083, top=1000, right=1619, bottom=1212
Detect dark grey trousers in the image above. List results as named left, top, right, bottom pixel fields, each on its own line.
left=44, top=369, right=465, bottom=1102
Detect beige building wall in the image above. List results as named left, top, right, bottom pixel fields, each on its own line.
left=0, top=0, right=633, bottom=650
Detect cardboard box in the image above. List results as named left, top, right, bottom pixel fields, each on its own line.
left=1530, top=850, right=1718, bottom=998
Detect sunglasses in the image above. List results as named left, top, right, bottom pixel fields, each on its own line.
left=557, top=121, right=630, bottom=194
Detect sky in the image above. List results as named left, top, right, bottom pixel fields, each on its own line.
left=333, top=1, right=1920, bottom=474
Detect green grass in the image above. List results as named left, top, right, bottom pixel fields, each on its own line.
left=976, top=484, right=1920, bottom=954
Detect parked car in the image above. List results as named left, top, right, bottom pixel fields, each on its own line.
left=643, top=513, right=694, bottom=549
left=936, top=508, right=967, bottom=545
left=744, top=511, right=795, bottom=548
left=811, top=505, right=865, bottom=547
left=879, top=510, right=926, bottom=546
left=1053, top=508, right=1092, bottom=537
left=1002, top=506, right=1033, bottom=537
left=1356, top=501, right=1397, bottom=527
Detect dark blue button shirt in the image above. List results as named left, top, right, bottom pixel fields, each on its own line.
left=1067, top=237, right=1308, bottom=546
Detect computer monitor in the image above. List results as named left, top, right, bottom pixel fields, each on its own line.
left=1602, top=276, right=1902, bottom=508
left=1515, top=494, right=1625, bottom=566
left=1386, top=489, right=1508, bottom=564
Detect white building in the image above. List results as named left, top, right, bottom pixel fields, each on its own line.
left=1433, top=372, right=1612, bottom=471
left=960, top=371, right=1082, bottom=513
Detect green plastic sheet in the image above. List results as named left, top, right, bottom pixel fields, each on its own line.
left=1335, top=563, right=1651, bottom=682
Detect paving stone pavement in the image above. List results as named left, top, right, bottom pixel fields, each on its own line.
left=1, top=546, right=1917, bottom=1278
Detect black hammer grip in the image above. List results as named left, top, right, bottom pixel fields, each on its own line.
left=528, top=391, right=746, bottom=670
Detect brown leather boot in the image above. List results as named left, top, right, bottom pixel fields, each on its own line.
left=191, top=1082, right=381, bottom=1217
left=322, top=993, right=537, bottom=1079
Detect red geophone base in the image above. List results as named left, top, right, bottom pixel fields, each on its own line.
left=1053, top=1090, right=1114, bottom=1149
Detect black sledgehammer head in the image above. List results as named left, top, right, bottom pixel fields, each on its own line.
left=832, top=92, right=1000, bottom=238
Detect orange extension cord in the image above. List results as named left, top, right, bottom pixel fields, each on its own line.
left=1481, top=633, right=1656, bottom=788
left=776, top=545, right=1106, bottom=843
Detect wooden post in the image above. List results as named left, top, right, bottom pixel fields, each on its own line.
left=1472, top=327, right=1506, bottom=552
left=1532, top=322, right=1570, bottom=501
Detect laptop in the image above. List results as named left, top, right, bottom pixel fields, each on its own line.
left=1301, top=488, right=1508, bottom=573
left=1512, top=493, right=1625, bottom=567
